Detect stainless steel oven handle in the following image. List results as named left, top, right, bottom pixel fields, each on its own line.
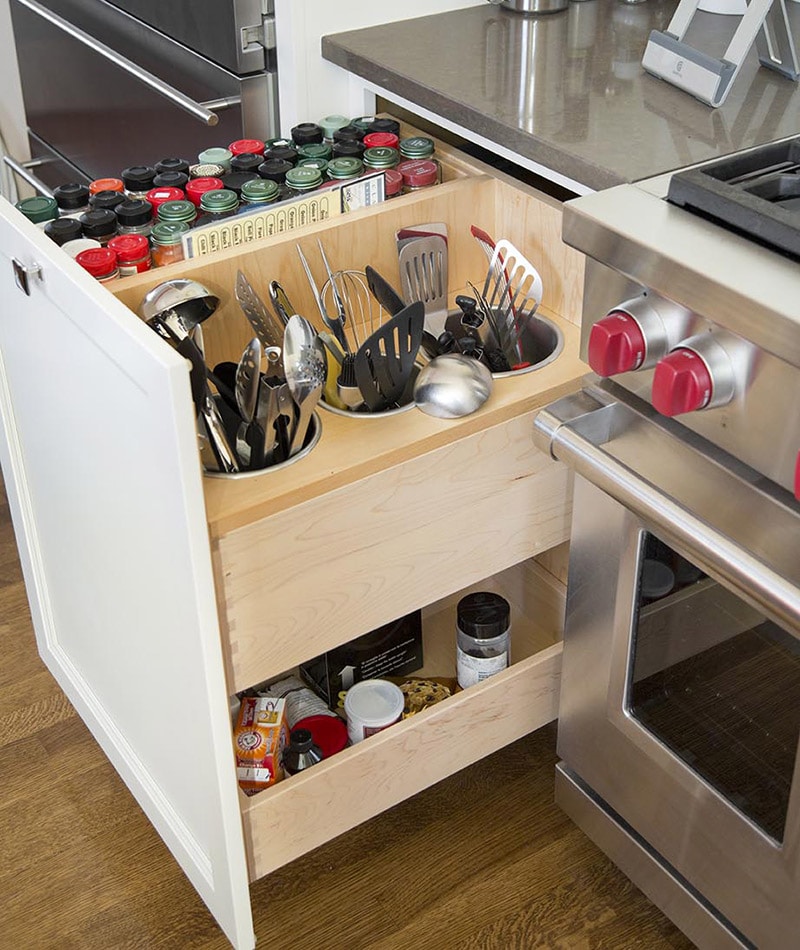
left=535, top=392, right=800, bottom=630
left=16, top=0, right=236, bottom=127
left=2, top=156, right=55, bottom=198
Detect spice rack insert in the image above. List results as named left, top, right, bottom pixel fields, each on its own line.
left=238, top=556, right=567, bottom=882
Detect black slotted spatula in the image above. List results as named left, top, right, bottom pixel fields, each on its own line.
left=354, top=300, right=425, bottom=411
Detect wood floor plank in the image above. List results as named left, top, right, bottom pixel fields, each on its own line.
left=0, top=471, right=696, bottom=949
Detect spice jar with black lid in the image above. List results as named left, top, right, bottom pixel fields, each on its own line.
left=334, top=124, right=363, bottom=144
left=153, top=170, right=189, bottom=191
left=53, top=182, right=91, bottom=215
left=291, top=122, right=323, bottom=145
left=115, top=197, right=154, bottom=237
left=229, top=153, right=264, bottom=174
left=368, top=116, right=401, bottom=136
left=121, top=165, right=156, bottom=197
left=44, top=216, right=82, bottom=246
left=155, top=157, right=190, bottom=176
left=78, top=208, right=118, bottom=245
left=263, top=143, right=298, bottom=166
left=456, top=592, right=511, bottom=688
left=332, top=139, right=365, bottom=159
left=89, top=189, right=126, bottom=212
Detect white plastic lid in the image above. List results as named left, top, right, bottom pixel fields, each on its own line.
left=344, top=679, right=404, bottom=726
left=61, top=238, right=102, bottom=258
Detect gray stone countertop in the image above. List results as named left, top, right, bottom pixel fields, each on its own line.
left=322, top=0, right=800, bottom=192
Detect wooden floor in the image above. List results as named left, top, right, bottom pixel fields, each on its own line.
left=0, top=476, right=694, bottom=950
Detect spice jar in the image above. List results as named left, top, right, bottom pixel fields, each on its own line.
left=332, top=139, right=365, bottom=160
left=156, top=199, right=197, bottom=227
left=263, top=143, right=298, bottom=166
left=155, top=157, right=190, bottom=177
left=107, top=234, right=151, bottom=276
left=90, top=190, right=126, bottom=212
left=240, top=179, right=280, bottom=205
left=399, top=136, right=436, bottom=161
left=150, top=221, right=189, bottom=267
left=16, top=196, right=59, bottom=228
left=114, top=197, right=153, bottom=236
left=197, top=188, right=239, bottom=221
left=325, top=156, right=363, bottom=182
left=367, top=117, right=401, bottom=136
left=76, top=246, right=119, bottom=282
left=145, top=187, right=185, bottom=213
left=197, top=147, right=232, bottom=172
left=184, top=177, right=224, bottom=207
left=88, top=178, right=124, bottom=197
left=363, top=131, right=400, bottom=151
left=285, top=165, right=323, bottom=195
left=397, top=158, right=439, bottom=193
left=78, top=208, right=118, bottom=245
left=228, top=138, right=265, bottom=157
left=188, top=162, right=225, bottom=179
left=383, top=168, right=403, bottom=200
left=229, top=153, right=264, bottom=174
left=344, top=679, right=404, bottom=744
left=44, top=216, right=82, bottom=246
left=152, top=170, right=189, bottom=191
left=362, top=146, right=399, bottom=171
left=456, top=592, right=511, bottom=688
left=53, top=182, right=91, bottom=215
left=291, top=122, right=323, bottom=145
left=318, top=114, right=350, bottom=143
left=121, top=165, right=156, bottom=197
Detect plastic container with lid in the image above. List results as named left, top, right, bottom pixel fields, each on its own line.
left=240, top=179, right=280, bottom=205
left=121, top=165, right=156, bottom=196
left=285, top=165, right=323, bottom=195
left=291, top=122, right=323, bottom=146
left=107, top=234, right=151, bottom=276
left=363, top=131, right=400, bottom=151
left=197, top=147, right=232, bottom=172
left=53, top=182, right=91, bottom=214
left=44, top=216, right=82, bottom=246
left=228, top=138, right=265, bottom=157
left=154, top=157, right=190, bottom=176
left=114, top=197, right=153, bottom=236
left=397, top=158, right=439, bottom=192
left=88, top=178, right=124, bottom=196
left=156, top=199, right=197, bottom=226
left=184, top=177, right=225, bottom=207
left=76, top=245, right=119, bottom=282
left=16, top=196, right=59, bottom=227
left=89, top=190, right=126, bottom=212
left=150, top=221, right=189, bottom=267
left=78, top=208, right=118, bottom=244
left=362, top=146, right=399, bottom=171
left=344, top=679, right=404, bottom=744
left=456, top=592, right=511, bottom=689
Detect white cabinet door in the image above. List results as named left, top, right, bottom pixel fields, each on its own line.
left=0, top=200, right=254, bottom=950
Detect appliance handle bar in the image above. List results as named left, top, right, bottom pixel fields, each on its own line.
left=16, top=0, right=227, bottom=127
left=2, top=155, right=55, bottom=198
left=535, top=396, right=800, bottom=632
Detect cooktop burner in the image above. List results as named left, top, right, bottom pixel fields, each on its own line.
left=667, top=136, right=800, bottom=259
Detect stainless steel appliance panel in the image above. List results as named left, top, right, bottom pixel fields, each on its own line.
left=10, top=0, right=277, bottom=186
left=534, top=388, right=800, bottom=948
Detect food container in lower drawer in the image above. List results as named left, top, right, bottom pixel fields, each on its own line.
left=237, top=558, right=566, bottom=881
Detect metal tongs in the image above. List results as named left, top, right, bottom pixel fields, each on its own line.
left=296, top=242, right=350, bottom=353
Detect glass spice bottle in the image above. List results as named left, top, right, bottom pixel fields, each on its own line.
left=78, top=208, right=118, bottom=245
left=75, top=246, right=119, bottom=283
left=54, top=182, right=91, bottom=215
left=121, top=165, right=156, bottom=198
left=114, top=197, right=154, bottom=237
left=456, top=592, right=511, bottom=689
left=156, top=199, right=197, bottom=227
left=107, top=234, right=151, bottom=276
left=150, top=221, right=189, bottom=267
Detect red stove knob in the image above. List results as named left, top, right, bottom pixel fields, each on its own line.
left=652, top=348, right=713, bottom=416
left=588, top=311, right=646, bottom=376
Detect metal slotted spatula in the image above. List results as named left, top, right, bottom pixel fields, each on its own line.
left=398, top=235, right=449, bottom=338
left=235, top=270, right=285, bottom=356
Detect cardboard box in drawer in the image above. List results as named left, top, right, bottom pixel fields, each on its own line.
left=234, top=695, right=290, bottom=795
left=299, top=610, right=423, bottom=707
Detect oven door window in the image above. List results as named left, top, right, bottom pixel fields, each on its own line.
left=627, top=532, right=800, bottom=843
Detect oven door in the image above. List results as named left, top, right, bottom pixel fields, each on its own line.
left=534, top=382, right=800, bottom=949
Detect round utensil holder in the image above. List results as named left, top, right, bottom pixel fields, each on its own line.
left=203, top=410, right=322, bottom=479
left=443, top=310, right=563, bottom=377
left=319, top=365, right=420, bottom=417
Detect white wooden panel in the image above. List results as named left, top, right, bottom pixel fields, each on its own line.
left=0, top=199, right=253, bottom=950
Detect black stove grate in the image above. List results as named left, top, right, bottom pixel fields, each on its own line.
left=667, top=137, right=800, bottom=260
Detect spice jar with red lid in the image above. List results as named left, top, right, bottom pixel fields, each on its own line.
left=145, top=187, right=185, bottom=213
left=185, top=176, right=225, bottom=206
left=397, top=158, right=439, bottom=192
left=383, top=168, right=403, bottom=200
left=76, top=246, right=119, bottom=282
left=107, top=234, right=151, bottom=276
left=228, top=138, right=265, bottom=157
left=363, top=131, right=400, bottom=150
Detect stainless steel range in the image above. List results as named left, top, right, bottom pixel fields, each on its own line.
left=534, top=137, right=800, bottom=949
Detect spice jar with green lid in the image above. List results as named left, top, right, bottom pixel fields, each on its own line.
left=399, top=136, right=435, bottom=160
left=296, top=142, right=332, bottom=162
left=285, top=165, right=323, bottom=195
left=362, top=146, right=399, bottom=171
left=150, top=221, right=189, bottom=267
left=197, top=147, right=232, bottom=172
left=318, top=114, right=350, bottom=142
left=198, top=188, right=239, bottom=219
left=326, top=156, right=364, bottom=181
left=16, top=196, right=59, bottom=227
left=350, top=116, right=375, bottom=137
left=297, top=157, right=330, bottom=177
left=156, top=199, right=197, bottom=226
left=240, top=179, right=280, bottom=204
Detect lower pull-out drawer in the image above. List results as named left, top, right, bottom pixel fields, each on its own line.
left=240, top=558, right=566, bottom=880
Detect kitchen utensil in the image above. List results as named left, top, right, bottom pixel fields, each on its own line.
left=395, top=221, right=448, bottom=252
left=234, top=337, right=262, bottom=467
left=413, top=353, right=493, bottom=419
left=365, top=265, right=405, bottom=316
left=480, top=240, right=544, bottom=364
left=354, top=301, right=425, bottom=411
left=336, top=354, right=363, bottom=410
left=283, top=314, right=327, bottom=456
left=398, top=234, right=449, bottom=338
left=471, top=225, right=518, bottom=326
left=321, top=269, right=377, bottom=350
left=296, top=244, right=349, bottom=352
left=235, top=270, right=285, bottom=357
left=268, top=280, right=296, bottom=326
left=140, top=278, right=219, bottom=334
